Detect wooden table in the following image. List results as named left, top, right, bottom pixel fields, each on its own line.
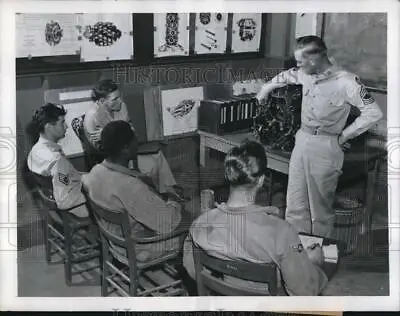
left=198, top=130, right=386, bottom=256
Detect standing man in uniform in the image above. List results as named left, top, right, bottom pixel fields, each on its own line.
left=256, top=35, right=383, bottom=238
left=27, top=103, right=88, bottom=217
left=83, top=79, right=179, bottom=196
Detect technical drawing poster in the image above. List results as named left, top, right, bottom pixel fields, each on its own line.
left=16, top=14, right=79, bottom=57
left=194, top=13, right=228, bottom=54
left=161, top=87, right=204, bottom=136
left=154, top=13, right=189, bottom=58
left=78, top=14, right=133, bottom=62
left=58, top=100, right=95, bottom=157
left=231, top=13, right=262, bottom=53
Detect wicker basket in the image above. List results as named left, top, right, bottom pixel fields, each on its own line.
left=334, top=207, right=365, bottom=255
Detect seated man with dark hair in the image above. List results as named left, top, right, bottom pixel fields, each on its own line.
left=82, top=120, right=182, bottom=262
left=27, top=103, right=88, bottom=217
left=83, top=79, right=179, bottom=196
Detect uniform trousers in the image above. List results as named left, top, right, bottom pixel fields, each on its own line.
left=285, top=129, right=344, bottom=238
left=136, top=151, right=177, bottom=193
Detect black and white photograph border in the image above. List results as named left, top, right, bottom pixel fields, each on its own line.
left=1, top=0, right=399, bottom=313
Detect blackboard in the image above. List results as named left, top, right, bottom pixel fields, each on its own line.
left=323, top=13, right=387, bottom=90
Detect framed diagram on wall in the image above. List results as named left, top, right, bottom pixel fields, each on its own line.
left=194, top=13, right=228, bottom=55
left=77, top=14, right=134, bottom=62
left=231, top=13, right=262, bottom=53
left=153, top=13, right=189, bottom=58
left=16, top=13, right=80, bottom=58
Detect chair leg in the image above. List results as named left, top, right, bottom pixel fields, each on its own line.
left=44, top=217, right=52, bottom=263
left=101, top=248, right=108, bottom=296
left=129, top=269, right=138, bottom=296
left=64, top=227, right=73, bottom=286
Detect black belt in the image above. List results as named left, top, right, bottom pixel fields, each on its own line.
left=301, top=125, right=339, bottom=136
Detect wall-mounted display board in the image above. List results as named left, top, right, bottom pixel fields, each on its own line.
left=231, top=13, right=262, bottom=53
left=77, top=14, right=134, bottom=62
left=153, top=13, right=190, bottom=58
left=322, top=13, right=387, bottom=90
left=194, top=13, right=228, bottom=55
left=16, top=13, right=80, bottom=57
left=16, top=13, right=267, bottom=76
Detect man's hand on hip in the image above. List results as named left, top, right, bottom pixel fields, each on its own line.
left=338, top=134, right=351, bottom=152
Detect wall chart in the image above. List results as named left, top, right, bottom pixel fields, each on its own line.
left=153, top=13, right=189, bottom=58
left=194, top=13, right=228, bottom=54
left=161, top=86, right=204, bottom=136
left=231, top=13, right=262, bottom=53
left=78, top=14, right=134, bottom=62
left=16, top=14, right=79, bottom=57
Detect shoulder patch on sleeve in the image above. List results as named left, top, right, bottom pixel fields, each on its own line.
left=58, top=173, right=70, bottom=185
left=354, top=76, right=375, bottom=105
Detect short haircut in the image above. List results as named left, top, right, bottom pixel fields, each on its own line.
left=100, top=120, right=137, bottom=158
left=224, top=140, right=267, bottom=187
left=91, top=79, right=119, bottom=102
left=27, top=103, right=66, bottom=143
left=295, top=35, right=327, bottom=56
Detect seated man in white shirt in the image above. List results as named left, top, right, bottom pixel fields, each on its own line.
left=83, top=79, right=179, bottom=196
left=27, top=103, right=88, bottom=217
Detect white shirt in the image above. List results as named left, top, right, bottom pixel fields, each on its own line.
left=27, top=136, right=86, bottom=210
left=271, top=66, right=383, bottom=141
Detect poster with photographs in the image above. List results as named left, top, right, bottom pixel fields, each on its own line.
left=78, top=14, right=133, bottom=62
left=231, top=13, right=262, bottom=53
left=16, top=14, right=79, bottom=57
left=154, top=13, right=189, bottom=58
left=161, top=87, right=204, bottom=136
left=194, top=13, right=228, bottom=54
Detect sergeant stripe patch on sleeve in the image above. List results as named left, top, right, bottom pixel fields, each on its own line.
left=356, top=76, right=375, bottom=105
left=360, top=85, right=375, bottom=105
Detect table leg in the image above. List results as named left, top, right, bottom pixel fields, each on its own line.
left=200, top=135, right=206, bottom=168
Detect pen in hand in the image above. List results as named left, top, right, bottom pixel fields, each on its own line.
left=308, top=243, right=320, bottom=250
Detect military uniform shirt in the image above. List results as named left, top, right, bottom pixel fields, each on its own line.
left=270, top=66, right=383, bottom=141
left=82, top=160, right=182, bottom=262
left=27, top=136, right=86, bottom=210
left=183, top=203, right=328, bottom=296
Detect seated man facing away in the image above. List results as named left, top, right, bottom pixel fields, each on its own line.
left=82, top=120, right=182, bottom=262
left=183, top=141, right=328, bottom=296
left=27, top=103, right=88, bottom=217
left=83, top=79, right=178, bottom=195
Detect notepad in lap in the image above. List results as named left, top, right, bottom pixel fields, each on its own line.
left=323, top=244, right=339, bottom=263
left=299, top=235, right=323, bottom=248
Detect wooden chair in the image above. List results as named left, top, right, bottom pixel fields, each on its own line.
left=82, top=187, right=191, bottom=296
left=192, top=242, right=278, bottom=296
left=71, top=114, right=169, bottom=171
left=31, top=172, right=100, bottom=286
left=71, top=115, right=104, bottom=170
